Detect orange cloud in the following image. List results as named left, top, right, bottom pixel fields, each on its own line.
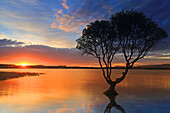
left=61, top=3, right=69, bottom=9
left=57, top=10, right=63, bottom=14
left=51, top=13, right=96, bottom=33
left=0, top=45, right=98, bottom=66
left=60, top=0, right=69, bottom=9
left=51, top=22, right=57, bottom=28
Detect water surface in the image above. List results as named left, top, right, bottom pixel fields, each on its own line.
left=0, top=69, right=170, bottom=113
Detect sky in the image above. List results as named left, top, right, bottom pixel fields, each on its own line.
left=0, top=0, right=169, bottom=66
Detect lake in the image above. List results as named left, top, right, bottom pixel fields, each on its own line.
left=0, top=69, right=170, bottom=113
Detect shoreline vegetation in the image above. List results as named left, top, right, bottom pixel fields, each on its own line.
left=0, top=64, right=170, bottom=70
left=0, top=71, right=44, bottom=81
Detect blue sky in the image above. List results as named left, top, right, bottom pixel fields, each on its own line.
left=0, top=0, right=169, bottom=66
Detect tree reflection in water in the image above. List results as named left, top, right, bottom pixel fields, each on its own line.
left=104, top=93, right=126, bottom=113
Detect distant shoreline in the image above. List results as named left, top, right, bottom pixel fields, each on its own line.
left=0, top=67, right=170, bottom=70
left=0, top=64, right=170, bottom=70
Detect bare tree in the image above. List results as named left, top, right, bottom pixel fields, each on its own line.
left=76, top=10, right=168, bottom=95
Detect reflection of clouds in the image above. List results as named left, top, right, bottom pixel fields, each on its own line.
left=0, top=69, right=170, bottom=112
left=48, top=103, right=94, bottom=113
left=55, top=108, right=75, bottom=113
left=118, top=70, right=170, bottom=89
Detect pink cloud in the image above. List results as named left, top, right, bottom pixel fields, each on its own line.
left=0, top=44, right=97, bottom=66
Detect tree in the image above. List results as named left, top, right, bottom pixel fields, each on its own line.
left=76, top=20, right=120, bottom=85
left=76, top=9, right=168, bottom=95
left=108, top=10, right=168, bottom=94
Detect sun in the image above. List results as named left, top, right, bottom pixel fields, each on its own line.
left=21, top=64, right=28, bottom=67
left=20, top=64, right=28, bottom=67
left=17, top=62, right=34, bottom=67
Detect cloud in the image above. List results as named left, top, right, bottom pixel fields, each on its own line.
left=0, top=38, right=169, bottom=66
left=0, top=3, right=78, bottom=48
left=60, top=0, right=69, bottom=9
left=51, top=0, right=108, bottom=33
left=51, top=0, right=169, bottom=52
left=58, top=10, right=63, bottom=14
left=19, top=0, right=39, bottom=5
left=0, top=0, right=169, bottom=51
left=52, top=0, right=130, bottom=33
left=61, top=3, right=69, bottom=9
left=0, top=38, right=24, bottom=47
left=7, top=0, right=42, bottom=9
left=51, top=12, right=96, bottom=33
left=0, top=42, right=96, bottom=66
left=52, top=0, right=169, bottom=32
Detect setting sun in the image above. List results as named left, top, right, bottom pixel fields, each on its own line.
left=21, top=64, right=28, bottom=67
left=17, top=63, right=31, bottom=67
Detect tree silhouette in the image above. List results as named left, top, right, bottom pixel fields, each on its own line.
left=76, top=9, right=168, bottom=95
left=76, top=20, right=120, bottom=86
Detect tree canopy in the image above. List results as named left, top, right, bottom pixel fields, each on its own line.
left=110, top=10, right=168, bottom=69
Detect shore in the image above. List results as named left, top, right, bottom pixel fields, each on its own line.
left=0, top=72, right=41, bottom=81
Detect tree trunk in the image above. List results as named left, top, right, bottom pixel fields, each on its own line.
left=103, top=63, right=129, bottom=96
left=104, top=66, right=129, bottom=96
left=104, top=83, right=118, bottom=96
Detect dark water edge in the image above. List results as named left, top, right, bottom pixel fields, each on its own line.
left=0, top=71, right=43, bottom=81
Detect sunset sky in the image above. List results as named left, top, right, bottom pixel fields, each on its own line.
left=0, top=0, right=169, bottom=66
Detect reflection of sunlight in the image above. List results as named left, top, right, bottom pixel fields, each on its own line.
left=0, top=69, right=106, bottom=113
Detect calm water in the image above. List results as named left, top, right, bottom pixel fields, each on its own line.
left=0, top=69, right=170, bottom=113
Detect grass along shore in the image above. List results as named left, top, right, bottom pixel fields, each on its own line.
left=0, top=71, right=44, bottom=81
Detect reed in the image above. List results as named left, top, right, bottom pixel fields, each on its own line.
left=0, top=71, right=43, bottom=81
